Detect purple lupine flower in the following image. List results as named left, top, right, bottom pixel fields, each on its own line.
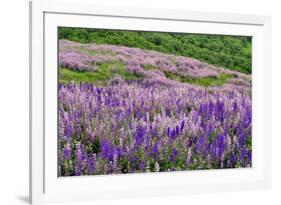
left=198, top=135, right=205, bottom=152
left=175, top=126, right=180, bottom=136
left=167, top=127, right=171, bottom=137
left=152, top=142, right=159, bottom=157
left=171, top=148, right=178, bottom=162
left=239, top=133, right=246, bottom=146
left=218, top=143, right=224, bottom=159
left=135, top=125, right=146, bottom=145
left=230, top=152, right=236, bottom=164
left=170, top=129, right=176, bottom=139
left=248, top=150, right=252, bottom=161
left=81, top=146, right=87, bottom=160
left=150, top=125, right=157, bottom=137
left=180, top=120, right=185, bottom=132
left=101, top=140, right=115, bottom=161
left=63, top=146, right=71, bottom=160
left=65, top=123, right=72, bottom=139
left=240, top=147, right=247, bottom=161
left=76, top=127, right=82, bottom=137
left=243, top=115, right=251, bottom=128
left=87, top=154, right=96, bottom=174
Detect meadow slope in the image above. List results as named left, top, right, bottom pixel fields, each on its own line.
left=58, top=40, right=252, bottom=176
left=59, top=28, right=252, bottom=74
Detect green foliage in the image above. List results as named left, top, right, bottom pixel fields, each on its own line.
left=92, top=137, right=101, bottom=154
left=246, top=136, right=252, bottom=150
left=164, top=71, right=232, bottom=87
left=159, top=160, right=172, bottom=171
left=142, top=64, right=157, bottom=71
left=120, top=157, right=129, bottom=173
left=59, top=27, right=252, bottom=74
left=59, top=61, right=143, bottom=84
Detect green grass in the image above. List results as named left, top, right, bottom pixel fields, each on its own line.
left=59, top=61, right=143, bottom=85
left=164, top=71, right=232, bottom=87
left=142, top=64, right=157, bottom=71
left=78, top=46, right=117, bottom=56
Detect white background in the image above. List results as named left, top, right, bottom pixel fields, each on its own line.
left=0, top=0, right=279, bottom=204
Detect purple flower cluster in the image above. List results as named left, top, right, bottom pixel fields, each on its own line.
left=59, top=40, right=251, bottom=92
left=58, top=81, right=252, bottom=176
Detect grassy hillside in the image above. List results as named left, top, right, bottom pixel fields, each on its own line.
left=58, top=27, right=252, bottom=74
left=58, top=39, right=251, bottom=93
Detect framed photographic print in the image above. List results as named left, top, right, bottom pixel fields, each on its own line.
left=29, top=0, right=272, bottom=204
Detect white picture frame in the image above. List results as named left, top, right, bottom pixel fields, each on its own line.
left=29, top=0, right=272, bottom=204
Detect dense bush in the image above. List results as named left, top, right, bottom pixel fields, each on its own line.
left=58, top=27, right=252, bottom=74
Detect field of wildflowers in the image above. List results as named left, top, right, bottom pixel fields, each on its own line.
left=58, top=38, right=252, bottom=176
